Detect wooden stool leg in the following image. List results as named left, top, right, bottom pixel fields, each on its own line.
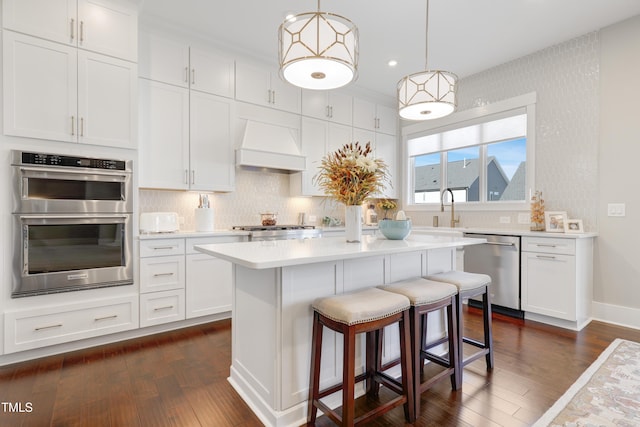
left=447, top=298, right=461, bottom=390
left=307, top=312, right=323, bottom=425
left=483, top=288, right=494, bottom=370
left=365, top=329, right=383, bottom=397
left=404, top=308, right=418, bottom=422
left=342, top=326, right=356, bottom=426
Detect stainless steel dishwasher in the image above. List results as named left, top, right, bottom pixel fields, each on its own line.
left=463, top=233, right=522, bottom=318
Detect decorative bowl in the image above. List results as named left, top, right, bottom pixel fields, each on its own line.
left=378, top=219, right=412, bottom=240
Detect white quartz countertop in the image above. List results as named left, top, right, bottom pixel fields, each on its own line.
left=194, top=234, right=486, bottom=269
left=412, top=226, right=597, bottom=239
left=137, top=230, right=249, bottom=240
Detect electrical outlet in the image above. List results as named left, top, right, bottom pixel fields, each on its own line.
left=499, top=216, right=511, bottom=224
left=518, top=213, right=530, bottom=224
left=308, top=215, right=317, bottom=223
left=179, top=216, right=185, bottom=225
left=607, top=203, right=626, bottom=217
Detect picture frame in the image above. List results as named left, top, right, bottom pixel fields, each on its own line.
left=564, top=218, right=584, bottom=234
left=544, top=211, right=567, bottom=233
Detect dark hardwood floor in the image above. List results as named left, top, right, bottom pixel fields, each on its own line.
left=0, top=307, right=638, bottom=427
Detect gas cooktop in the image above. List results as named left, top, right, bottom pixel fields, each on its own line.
left=232, top=225, right=321, bottom=241
left=232, top=225, right=316, bottom=231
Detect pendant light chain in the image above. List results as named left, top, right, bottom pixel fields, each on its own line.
left=425, top=0, right=429, bottom=70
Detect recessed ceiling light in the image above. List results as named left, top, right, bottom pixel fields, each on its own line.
left=388, top=60, right=398, bottom=67
left=285, top=14, right=297, bottom=22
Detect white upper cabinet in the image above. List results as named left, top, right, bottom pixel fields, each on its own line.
left=138, top=79, right=190, bottom=190
left=3, top=31, right=137, bottom=148
left=138, top=32, right=235, bottom=98
left=189, top=47, right=234, bottom=98
left=235, top=60, right=301, bottom=114
left=2, top=0, right=138, bottom=62
left=301, top=90, right=352, bottom=126
left=138, top=78, right=234, bottom=192
left=3, top=32, right=77, bottom=142
left=189, top=90, right=234, bottom=191
left=353, top=98, right=398, bottom=135
left=77, top=50, right=137, bottom=148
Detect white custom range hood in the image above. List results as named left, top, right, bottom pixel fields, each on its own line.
left=236, top=120, right=306, bottom=172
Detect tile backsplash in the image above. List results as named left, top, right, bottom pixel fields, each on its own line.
left=139, top=169, right=346, bottom=230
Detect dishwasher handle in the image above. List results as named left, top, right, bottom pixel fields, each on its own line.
left=485, top=241, right=516, bottom=247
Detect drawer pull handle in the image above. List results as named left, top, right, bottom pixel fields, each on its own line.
left=536, top=244, right=557, bottom=248
left=154, top=305, right=174, bottom=312
left=35, top=324, right=63, bottom=331
left=94, top=314, right=118, bottom=322
left=536, top=255, right=557, bottom=260
left=153, top=272, right=174, bottom=277
left=152, top=246, right=176, bottom=250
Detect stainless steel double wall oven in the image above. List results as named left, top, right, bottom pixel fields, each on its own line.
left=12, top=151, right=134, bottom=297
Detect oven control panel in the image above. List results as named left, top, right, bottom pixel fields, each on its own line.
left=19, top=151, right=127, bottom=171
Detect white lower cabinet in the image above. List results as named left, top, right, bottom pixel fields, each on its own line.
left=138, top=235, right=243, bottom=326
left=139, top=289, right=185, bottom=328
left=139, top=239, right=186, bottom=327
left=521, top=236, right=594, bottom=329
left=4, top=295, right=138, bottom=354
left=185, top=237, right=238, bottom=318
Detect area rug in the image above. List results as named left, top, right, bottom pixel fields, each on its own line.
left=533, top=338, right=640, bottom=427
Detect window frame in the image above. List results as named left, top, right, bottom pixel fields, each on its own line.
left=401, top=92, right=536, bottom=212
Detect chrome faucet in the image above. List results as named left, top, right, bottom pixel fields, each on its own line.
left=440, top=188, right=460, bottom=228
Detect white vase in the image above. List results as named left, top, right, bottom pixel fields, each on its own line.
left=345, top=205, right=362, bottom=243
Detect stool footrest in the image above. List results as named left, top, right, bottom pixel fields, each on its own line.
left=317, top=372, right=368, bottom=400
left=463, top=337, right=487, bottom=349
left=373, top=372, right=404, bottom=396
left=423, top=352, right=451, bottom=368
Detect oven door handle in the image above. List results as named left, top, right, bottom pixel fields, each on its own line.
left=18, top=214, right=129, bottom=225
left=19, top=166, right=130, bottom=181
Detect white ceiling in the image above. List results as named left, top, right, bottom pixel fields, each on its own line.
left=135, top=0, right=640, bottom=99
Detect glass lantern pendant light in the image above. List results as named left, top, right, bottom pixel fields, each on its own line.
left=397, top=0, right=457, bottom=120
left=279, top=0, right=359, bottom=90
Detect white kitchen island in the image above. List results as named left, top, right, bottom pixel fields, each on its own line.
left=195, top=234, right=485, bottom=427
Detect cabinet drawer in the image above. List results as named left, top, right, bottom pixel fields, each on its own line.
left=139, top=255, right=185, bottom=293
left=522, top=236, right=575, bottom=255
left=139, top=238, right=185, bottom=257
left=186, top=236, right=244, bottom=254
left=140, top=289, right=185, bottom=327
left=4, top=296, right=138, bottom=354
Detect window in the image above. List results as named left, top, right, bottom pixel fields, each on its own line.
left=404, top=93, right=535, bottom=210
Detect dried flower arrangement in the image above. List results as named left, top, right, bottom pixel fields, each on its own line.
left=530, top=190, right=545, bottom=231
left=377, top=199, right=397, bottom=219
left=314, top=142, right=390, bottom=206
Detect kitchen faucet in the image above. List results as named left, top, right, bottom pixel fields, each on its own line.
left=440, top=188, right=460, bottom=228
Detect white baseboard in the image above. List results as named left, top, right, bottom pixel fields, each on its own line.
left=592, top=301, right=640, bottom=330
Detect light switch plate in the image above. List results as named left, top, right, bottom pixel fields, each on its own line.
left=607, top=203, right=626, bottom=217
left=518, top=213, right=530, bottom=224
left=499, top=216, right=511, bottom=224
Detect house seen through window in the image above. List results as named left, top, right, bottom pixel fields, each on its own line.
left=408, top=105, right=530, bottom=207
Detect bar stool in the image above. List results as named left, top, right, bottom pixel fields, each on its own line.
left=426, top=271, right=494, bottom=371
left=307, top=287, right=415, bottom=426
left=378, top=278, right=460, bottom=417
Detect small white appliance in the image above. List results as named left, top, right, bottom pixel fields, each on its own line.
left=140, top=212, right=179, bottom=233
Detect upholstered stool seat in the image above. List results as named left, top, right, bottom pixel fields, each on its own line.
left=308, top=287, right=415, bottom=426
left=425, top=271, right=494, bottom=371
left=379, top=278, right=460, bottom=416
